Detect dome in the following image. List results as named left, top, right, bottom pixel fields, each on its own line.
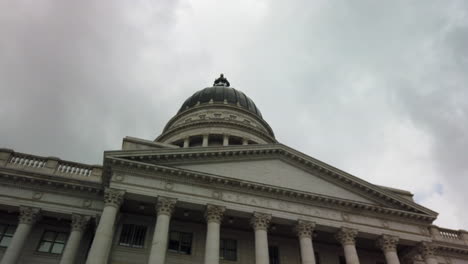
left=178, top=87, right=263, bottom=118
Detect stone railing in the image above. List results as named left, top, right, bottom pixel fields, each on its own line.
left=0, top=148, right=102, bottom=181
left=429, top=225, right=468, bottom=246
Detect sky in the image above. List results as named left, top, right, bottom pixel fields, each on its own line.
left=1, top=0, right=468, bottom=230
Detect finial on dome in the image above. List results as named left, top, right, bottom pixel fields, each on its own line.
left=213, top=73, right=230, bottom=87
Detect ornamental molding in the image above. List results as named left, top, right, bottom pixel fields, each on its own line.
left=160, top=103, right=275, bottom=138
left=104, top=188, right=125, bottom=208
left=19, top=206, right=41, bottom=225
left=376, top=235, right=399, bottom=252
left=250, top=212, right=272, bottom=231
left=295, top=220, right=316, bottom=238
left=158, top=120, right=276, bottom=144
left=104, top=144, right=437, bottom=221
left=335, top=227, right=358, bottom=245
left=71, top=214, right=90, bottom=231
left=156, top=197, right=177, bottom=216
left=105, top=156, right=435, bottom=224
left=205, top=204, right=226, bottom=223
left=435, top=244, right=468, bottom=256
left=0, top=168, right=102, bottom=195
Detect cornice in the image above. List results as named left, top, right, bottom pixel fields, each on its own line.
left=157, top=119, right=277, bottom=144
left=106, top=156, right=435, bottom=223
left=104, top=144, right=437, bottom=218
left=0, top=167, right=102, bottom=195
left=160, top=103, right=275, bottom=137
left=435, top=243, right=468, bottom=257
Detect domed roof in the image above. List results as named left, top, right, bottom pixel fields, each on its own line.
left=178, top=87, right=263, bottom=118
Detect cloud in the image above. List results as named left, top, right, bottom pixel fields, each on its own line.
left=1, top=0, right=467, bottom=229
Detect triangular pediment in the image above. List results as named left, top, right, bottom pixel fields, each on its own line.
left=175, top=158, right=378, bottom=205
left=104, top=143, right=438, bottom=220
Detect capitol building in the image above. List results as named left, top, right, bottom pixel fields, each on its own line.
left=0, top=77, right=467, bottom=264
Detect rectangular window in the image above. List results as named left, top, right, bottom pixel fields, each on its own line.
left=220, top=238, right=237, bottom=261
left=37, top=231, right=68, bottom=254
left=119, top=224, right=147, bottom=248
left=269, top=246, right=280, bottom=264
left=0, top=224, right=16, bottom=248
left=168, top=231, right=192, bottom=254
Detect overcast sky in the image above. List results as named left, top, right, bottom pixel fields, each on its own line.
left=1, top=0, right=467, bottom=230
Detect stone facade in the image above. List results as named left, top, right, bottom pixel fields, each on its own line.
left=1, top=84, right=468, bottom=264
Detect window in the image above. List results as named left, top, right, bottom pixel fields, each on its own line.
left=37, top=231, right=68, bottom=254
left=168, top=231, right=192, bottom=254
left=0, top=224, right=16, bottom=248
left=269, top=246, right=280, bottom=264
left=119, top=224, right=147, bottom=248
left=220, top=238, right=237, bottom=261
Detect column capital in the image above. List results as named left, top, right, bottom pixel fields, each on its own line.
left=335, top=227, right=358, bottom=245
left=418, top=242, right=437, bottom=259
left=250, top=212, right=272, bottom=231
left=71, top=214, right=91, bottom=232
left=156, top=197, right=177, bottom=216
left=19, top=206, right=41, bottom=225
left=104, top=188, right=125, bottom=208
left=205, top=204, right=226, bottom=224
left=376, top=235, right=399, bottom=252
left=295, top=220, right=316, bottom=238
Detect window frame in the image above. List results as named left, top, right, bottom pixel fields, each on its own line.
left=167, top=230, right=193, bottom=255
left=220, top=238, right=237, bottom=261
left=36, top=230, right=68, bottom=255
left=118, top=223, right=148, bottom=249
left=0, top=223, right=16, bottom=248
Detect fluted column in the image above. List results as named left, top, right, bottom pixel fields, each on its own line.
left=1, top=206, right=41, bottom=264
left=148, top=197, right=177, bottom=264
left=204, top=204, right=225, bottom=264
left=251, top=212, right=272, bottom=264
left=86, top=188, right=125, bottom=264
left=418, top=242, right=437, bottom=264
left=296, top=220, right=316, bottom=264
left=376, top=235, right=400, bottom=264
left=60, top=214, right=90, bottom=264
left=335, top=228, right=360, bottom=264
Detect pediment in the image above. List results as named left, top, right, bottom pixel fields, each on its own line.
left=104, top=144, right=438, bottom=220
left=175, top=159, right=378, bottom=205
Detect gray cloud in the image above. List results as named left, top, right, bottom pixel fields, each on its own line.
left=1, top=0, right=467, bottom=229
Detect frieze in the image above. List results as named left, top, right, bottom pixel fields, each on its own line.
left=221, top=191, right=342, bottom=221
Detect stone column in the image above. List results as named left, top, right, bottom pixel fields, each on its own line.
left=296, top=220, right=316, bottom=264
left=59, top=214, right=90, bottom=264
left=418, top=242, right=437, bottom=264
left=223, top=135, right=229, bottom=146
left=203, top=135, right=209, bottom=147
left=335, top=228, right=360, bottom=264
left=183, top=137, right=190, bottom=148
left=85, top=188, right=125, bottom=264
left=242, top=138, right=249, bottom=145
left=204, top=204, right=225, bottom=264
left=0, top=206, right=40, bottom=264
left=376, top=235, right=400, bottom=264
left=250, top=212, right=272, bottom=264
left=148, top=197, right=177, bottom=264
